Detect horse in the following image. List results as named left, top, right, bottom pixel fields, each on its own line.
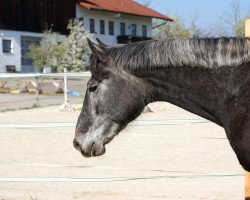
left=73, top=37, right=250, bottom=198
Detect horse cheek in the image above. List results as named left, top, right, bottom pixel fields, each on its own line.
left=115, top=88, right=144, bottom=123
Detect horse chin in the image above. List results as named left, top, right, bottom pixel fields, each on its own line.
left=91, top=143, right=106, bottom=157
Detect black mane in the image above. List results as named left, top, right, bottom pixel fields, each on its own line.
left=108, top=38, right=250, bottom=70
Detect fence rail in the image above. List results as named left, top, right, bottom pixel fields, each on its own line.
left=0, top=72, right=91, bottom=111
left=0, top=72, right=91, bottom=78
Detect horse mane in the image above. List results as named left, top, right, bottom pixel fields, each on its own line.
left=107, top=38, right=250, bottom=70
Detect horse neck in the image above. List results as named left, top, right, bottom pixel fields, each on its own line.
left=133, top=66, right=236, bottom=126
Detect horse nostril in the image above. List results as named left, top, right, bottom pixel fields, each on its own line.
left=73, top=139, right=81, bottom=151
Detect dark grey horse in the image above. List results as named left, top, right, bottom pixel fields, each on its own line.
left=74, top=38, right=250, bottom=174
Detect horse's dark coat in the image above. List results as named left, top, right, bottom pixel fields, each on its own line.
left=74, top=38, right=250, bottom=172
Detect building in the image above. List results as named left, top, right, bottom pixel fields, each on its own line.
left=0, top=0, right=172, bottom=73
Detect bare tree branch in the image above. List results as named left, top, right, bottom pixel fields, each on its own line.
left=142, top=0, right=152, bottom=7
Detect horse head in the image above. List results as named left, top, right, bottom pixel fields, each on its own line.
left=73, top=39, right=146, bottom=157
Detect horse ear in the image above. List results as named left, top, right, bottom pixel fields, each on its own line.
left=96, top=38, right=109, bottom=48
left=87, top=38, right=109, bottom=63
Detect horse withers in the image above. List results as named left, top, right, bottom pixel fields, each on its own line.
left=73, top=38, right=250, bottom=193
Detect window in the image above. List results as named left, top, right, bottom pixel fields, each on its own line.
left=109, top=21, right=114, bottom=35
left=90, top=19, right=95, bottom=33
left=131, top=24, right=137, bottom=36
left=142, top=25, right=147, bottom=37
left=100, top=20, right=105, bottom=34
left=78, top=17, right=84, bottom=25
left=78, top=17, right=84, bottom=22
left=120, top=22, right=126, bottom=36
left=2, top=39, right=11, bottom=53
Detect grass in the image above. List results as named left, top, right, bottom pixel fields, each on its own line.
left=31, top=102, right=40, bottom=108
left=4, top=108, right=16, bottom=112
left=2, top=103, right=41, bottom=112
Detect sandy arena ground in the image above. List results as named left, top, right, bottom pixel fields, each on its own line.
left=0, top=102, right=244, bottom=200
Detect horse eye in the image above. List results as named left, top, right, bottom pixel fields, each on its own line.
left=89, top=85, right=98, bottom=92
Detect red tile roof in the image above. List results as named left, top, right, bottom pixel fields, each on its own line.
left=78, top=0, right=173, bottom=21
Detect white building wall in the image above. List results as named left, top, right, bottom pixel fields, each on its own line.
left=0, top=5, right=153, bottom=73
left=0, top=30, right=65, bottom=73
left=0, top=30, right=43, bottom=72
left=76, top=4, right=152, bottom=45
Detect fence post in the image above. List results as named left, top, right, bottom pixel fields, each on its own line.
left=246, top=171, right=250, bottom=199
left=245, top=19, right=250, bottom=200
left=60, top=68, right=74, bottom=111
left=35, top=76, right=40, bottom=101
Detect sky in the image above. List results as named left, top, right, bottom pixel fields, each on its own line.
left=137, top=0, right=250, bottom=28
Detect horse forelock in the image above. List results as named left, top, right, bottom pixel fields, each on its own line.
left=107, top=38, right=250, bottom=71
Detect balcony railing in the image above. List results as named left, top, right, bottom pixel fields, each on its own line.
left=117, top=35, right=152, bottom=44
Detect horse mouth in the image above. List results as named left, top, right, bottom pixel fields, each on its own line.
left=73, top=139, right=106, bottom=158
left=85, top=142, right=106, bottom=157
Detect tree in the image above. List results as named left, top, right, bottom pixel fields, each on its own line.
left=154, top=15, right=191, bottom=39
left=153, top=11, right=216, bottom=40
left=27, top=30, right=60, bottom=71
left=188, top=11, right=214, bottom=38
left=218, top=0, right=250, bottom=37
left=28, top=20, right=89, bottom=72
left=59, top=20, right=90, bottom=72
left=234, top=17, right=250, bottom=37
left=142, top=0, right=152, bottom=7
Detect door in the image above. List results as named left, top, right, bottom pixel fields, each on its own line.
left=21, top=36, right=41, bottom=73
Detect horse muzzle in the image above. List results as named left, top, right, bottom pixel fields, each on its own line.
left=73, top=138, right=106, bottom=157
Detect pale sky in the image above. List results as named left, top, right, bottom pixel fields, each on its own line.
left=137, top=0, right=250, bottom=27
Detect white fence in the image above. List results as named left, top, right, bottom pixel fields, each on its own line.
left=0, top=72, right=91, bottom=78
left=0, top=72, right=91, bottom=111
